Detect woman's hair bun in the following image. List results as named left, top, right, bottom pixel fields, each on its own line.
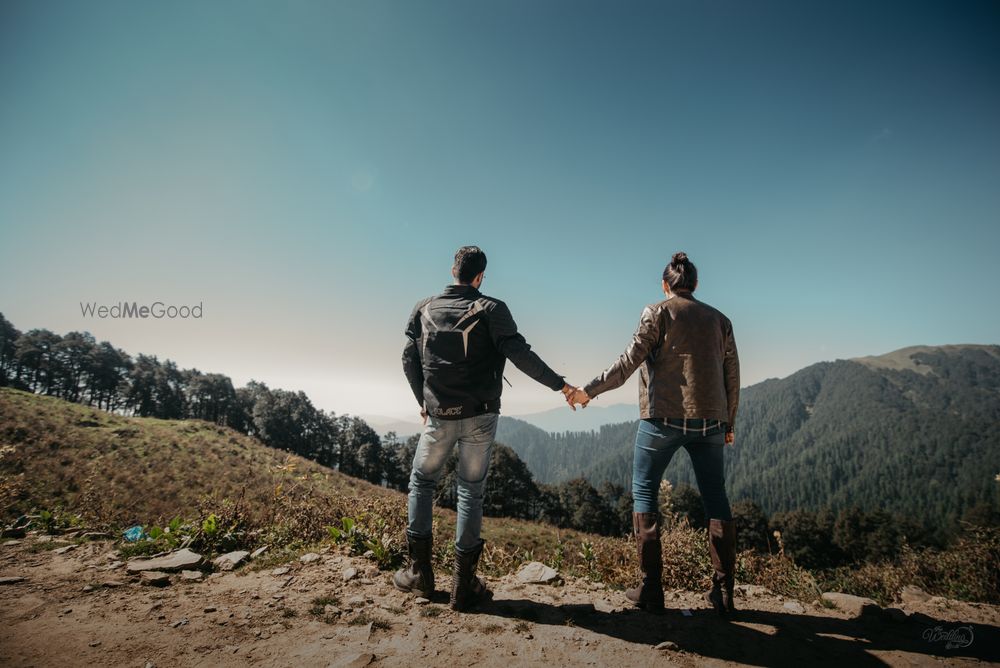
left=663, top=251, right=697, bottom=290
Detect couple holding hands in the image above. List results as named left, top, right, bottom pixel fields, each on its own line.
left=397, top=246, right=739, bottom=618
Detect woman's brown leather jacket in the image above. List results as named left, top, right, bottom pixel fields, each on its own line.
left=583, top=290, right=739, bottom=430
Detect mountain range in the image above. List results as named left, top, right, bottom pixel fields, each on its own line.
left=495, top=344, right=1000, bottom=527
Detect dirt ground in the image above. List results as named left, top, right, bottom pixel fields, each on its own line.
left=1, top=534, right=998, bottom=667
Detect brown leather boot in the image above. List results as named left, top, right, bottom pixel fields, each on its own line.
left=705, top=519, right=736, bottom=617
left=625, top=512, right=664, bottom=613
left=450, top=539, right=492, bottom=611
left=392, top=533, right=434, bottom=598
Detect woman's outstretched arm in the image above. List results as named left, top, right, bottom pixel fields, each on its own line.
left=581, top=305, right=663, bottom=401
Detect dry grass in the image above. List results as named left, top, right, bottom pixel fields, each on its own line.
left=348, top=611, right=390, bottom=630
left=813, top=529, right=1000, bottom=605
left=0, top=388, right=399, bottom=527
left=2, top=387, right=996, bottom=606
left=0, top=387, right=404, bottom=548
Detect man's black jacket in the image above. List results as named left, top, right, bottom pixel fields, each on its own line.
left=402, top=284, right=564, bottom=419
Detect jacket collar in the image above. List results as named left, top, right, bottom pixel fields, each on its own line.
left=443, top=283, right=482, bottom=298
left=667, top=289, right=696, bottom=301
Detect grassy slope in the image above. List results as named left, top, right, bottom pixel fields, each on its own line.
left=0, top=387, right=392, bottom=521
left=0, top=388, right=586, bottom=560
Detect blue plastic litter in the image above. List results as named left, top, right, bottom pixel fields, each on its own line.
left=123, top=525, right=145, bottom=542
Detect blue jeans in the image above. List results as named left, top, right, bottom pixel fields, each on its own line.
left=632, top=418, right=732, bottom=521
left=407, top=412, right=498, bottom=553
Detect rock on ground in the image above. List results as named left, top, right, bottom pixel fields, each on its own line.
left=213, top=550, right=250, bottom=571
left=900, top=585, right=931, bottom=605
left=594, top=599, right=620, bottom=613
left=140, top=571, right=170, bottom=587
left=516, top=561, right=559, bottom=584
left=822, top=592, right=880, bottom=617
left=126, top=548, right=203, bottom=573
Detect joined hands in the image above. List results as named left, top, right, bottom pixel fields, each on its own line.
left=561, top=384, right=591, bottom=411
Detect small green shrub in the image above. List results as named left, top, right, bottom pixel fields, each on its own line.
left=308, top=596, right=340, bottom=617
left=327, top=517, right=361, bottom=550
left=348, top=611, right=389, bottom=629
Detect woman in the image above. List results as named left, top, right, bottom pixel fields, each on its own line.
left=570, top=252, right=740, bottom=617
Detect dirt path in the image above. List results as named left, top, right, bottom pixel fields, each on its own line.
left=1, top=535, right=997, bottom=667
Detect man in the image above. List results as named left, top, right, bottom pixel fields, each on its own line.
left=394, top=246, right=577, bottom=611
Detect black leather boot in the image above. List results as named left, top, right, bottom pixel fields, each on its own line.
left=392, top=533, right=434, bottom=598
left=705, top=519, right=736, bottom=617
left=450, top=539, right=492, bottom=611
left=625, top=512, right=664, bottom=613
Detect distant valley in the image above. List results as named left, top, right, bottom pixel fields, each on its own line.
left=364, top=403, right=640, bottom=439
left=495, top=345, right=1000, bottom=528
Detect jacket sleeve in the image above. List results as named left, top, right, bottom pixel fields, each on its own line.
left=487, top=301, right=565, bottom=391
left=723, top=317, right=740, bottom=431
left=584, top=305, right=662, bottom=399
left=401, top=301, right=427, bottom=407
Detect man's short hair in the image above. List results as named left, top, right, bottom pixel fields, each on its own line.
left=453, top=246, right=487, bottom=284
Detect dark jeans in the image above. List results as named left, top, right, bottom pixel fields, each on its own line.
left=632, top=417, right=732, bottom=521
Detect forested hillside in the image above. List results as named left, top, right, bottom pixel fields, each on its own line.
left=497, top=345, right=1000, bottom=529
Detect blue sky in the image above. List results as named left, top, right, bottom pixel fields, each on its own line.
left=1, top=1, right=998, bottom=418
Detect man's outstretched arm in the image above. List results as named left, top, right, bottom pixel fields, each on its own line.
left=487, top=301, right=566, bottom=392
